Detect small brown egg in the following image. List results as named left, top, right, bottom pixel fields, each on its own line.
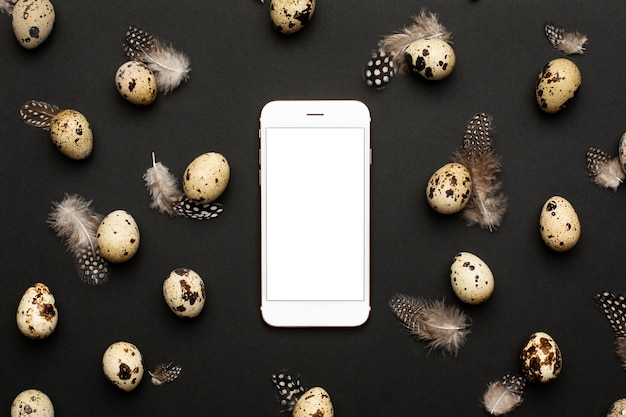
left=539, top=195, right=581, bottom=252
left=163, top=268, right=206, bottom=318
left=11, top=389, right=54, bottom=417
left=270, top=0, right=316, bottom=34
left=12, top=0, right=55, bottom=49
left=96, top=210, right=140, bottom=263
left=49, top=109, right=93, bottom=160
left=404, top=38, right=456, bottom=80
left=426, top=162, right=472, bottom=214
left=102, top=341, right=144, bottom=391
left=182, top=152, right=230, bottom=204
left=520, top=331, right=562, bottom=383
left=16, top=283, right=58, bottom=339
left=535, top=58, right=581, bottom=113
left=115, top=61, right=157, bottom=105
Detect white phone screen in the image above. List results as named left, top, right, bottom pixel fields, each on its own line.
left=264, top=126, right=367, bottom=301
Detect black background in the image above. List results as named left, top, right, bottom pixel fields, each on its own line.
left=1, top=1, right=626, bottom=416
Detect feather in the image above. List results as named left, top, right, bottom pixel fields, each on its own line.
left=364, top=48, right=395, bottom=89
left=452, top=113, right=507, bottom=231
left=388, top=293, right=471, bottom=355
left=149, top=363, right=181, bottom=386
left=545, top=24, right=587, bottom=55
left=20, top=100, right=60, bottom=131
left=586, top=147, right=624, bottom=191
left=271, top=370, right=307, bottom=411
left=47, top=194, right=109, bottom=285
left=143, top=153, right=224, bottom=220
left=124, top=26, right=191, bottom=94
left=596, top=291, right=626, bottom=367
left=482, top=374, right=525, bottom=416
left=0, top=0, right=15, bottom=15
left=378, top=9, right=452, bottom=75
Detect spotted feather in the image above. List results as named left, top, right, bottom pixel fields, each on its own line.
left=271, top=370, right=307, bottom=411
left=20, top=100, right=60, bottom=130
left=596, top=291, right=626, bottom=338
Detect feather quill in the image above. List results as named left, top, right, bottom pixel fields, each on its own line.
left=452, top=113, right=507, bottom=231
left=388, top=293, right=471, bottom=355
left=596, top=291, right=626, bottom=368
left=123, top=26, right=191, bottom=94
left=149, top=363, right=181, bottom=386
left=271, top=370, right=307, bottom=412
left=545, top=24, right=587, bottom=55
left=48, top=194, right=109, bottom=285
left=482, top=374, right=525, bottom=416
left=20, top=100, right=60, bottom=131
left=143, top=153, right=223, bottom=220
left=0, top=0, right=15, bottom=15
left=586, top=147, right=624, bottom=191
left=378, top=9, right=452, bottom=75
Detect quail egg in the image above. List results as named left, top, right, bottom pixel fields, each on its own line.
left=404, top=37, right=456, bottom=80
left=270, top=0, right=316, bottom=34
left=539, top=195, right=580, bottom=252
left=292, top=387, right=334, bottom=417
left=163, top=268, right=206, bottom=318
left=49, top=109, right=93, bottom=160
left=12, top=0, right=55, bottom=49
left=182, top=152, right=230, bottom=204
left=450, top=251, right=494, bottom=304
left=11, top=389, right=54, bottom=417
left=16, top=283, right=58, bottom=339
left=96, top=210, right=140, bottom=263
left=426, top=162, right=472, bottom=214
left=520, top=331, right=562, bottom=383
left=102, top=341, right=144, bottom=391
left=535, top=58, right=581, bottom=113
left=115, top=61, right=157, bottom=105
left=607, top=398, right=626, bottom=417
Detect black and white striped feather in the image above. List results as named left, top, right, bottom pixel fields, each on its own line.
left=20, top=100, right=60, bottom=131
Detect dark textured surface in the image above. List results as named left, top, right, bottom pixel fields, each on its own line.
left=1, top=1, right=626, bottom=416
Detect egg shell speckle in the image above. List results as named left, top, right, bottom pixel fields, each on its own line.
left=96, top=210, right=140, bottom=263
left=535, top=58, right=581, bottom=113
left=16, top=283, right=58, bottom=339
left=11, top=389, right=54, bottom=417
left=102, top=341, right=144, bottom=391
left=520, top=331, right=562, bottom=383
left=115, top=61, right=157, bottom=106
left=450, top=252, right=494, bottom=304
left=270, top=0, right=316, bottom=34
left=404, top=38, right=456, bottom=80
left=426, top=162, right=472, bottom=214
left=163, top=268, right=207, bottom=318
left=49, top=109, right=93, bottom=160
left=618, top=133, right=626, bottom=173
left=607, top=398, right=626, bottom=417
left=182, top=152, right=230, bottom=204
left=12, top=0, right=55, bottom=49
left=292, top=387, right=334, bottom=417
left=539, top=195, right=580, bottom=252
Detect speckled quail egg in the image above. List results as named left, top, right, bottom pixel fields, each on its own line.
left=292, top=387, right=333, bottom=417
left=450, top=251, right=494, bottom=304
left=607, top=398, right=626, bottom=417
left=404, top=38, right=456, bottom=80
left=426, top=162, right=472, bottom=214
left=16, top=283, right=58, bottom=339
left=163, top=268, right=206, bottom=318
left=270, top=0, right=316, bottom=34
left=11, top=389, right=54, bottom=417
left=535, top=58, right=581, bottom=113
left=182, top=152, right=230, bottom=204
left=539, top=195, right=580, bottom=252
left=96, top=210, right=140, bottom=263
left=115, top=61, right=157, bottom=105
left=102, top=341, right=144, bottom=392
left=12, top=0, right=55, bottom=49
left=520, top=331, right=562, bottom=383
left=49, top=109, right=93, bottom=160
left=618, top=133, right=626, bottom=173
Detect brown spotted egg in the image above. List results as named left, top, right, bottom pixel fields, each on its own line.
left=520, top=331, right=562, bottom=383
left=102, top=341, right=144, bottom=391
left=450, top=252, right=494, bottom=304
left=535, top=58, right=581, bottom=113
left=16, top=283, right=58, bottom=339
left=539, top=195, right=580, bottom=252
left=11, top=389, right=54, bottom=417
left=49, top=109, right=93, bottom=160
left=12, top=0, right=55, bottom=49
left=618, top=132, right=626, bottom=173
left=292, top=387, right=334, bottom=417
left=182, top=152, right=230, bottom=204
left=115, top=61, right=157, bottom=105
left=607, top=398, right=626, bottom=417
left=426, top=162, right=472, bottom=214
left=96, top=210, right=140, bottom=263
left=270, top=0, right=316, bottom=34
left=405, top=38, right=456, bottom=80
left=163, top=268, right=206, bottom=318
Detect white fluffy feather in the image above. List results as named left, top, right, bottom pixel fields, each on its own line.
left=0, top=0, right=15, bottom=15
left=482, top=375, right=525, bottom=416
left=143, top=153, right=184, bottom=215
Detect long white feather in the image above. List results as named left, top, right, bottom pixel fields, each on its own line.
left=143, top=152, right=184, bottom=216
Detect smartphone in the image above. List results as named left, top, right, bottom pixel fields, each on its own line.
left=259, top=100, right=371, bottom=327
